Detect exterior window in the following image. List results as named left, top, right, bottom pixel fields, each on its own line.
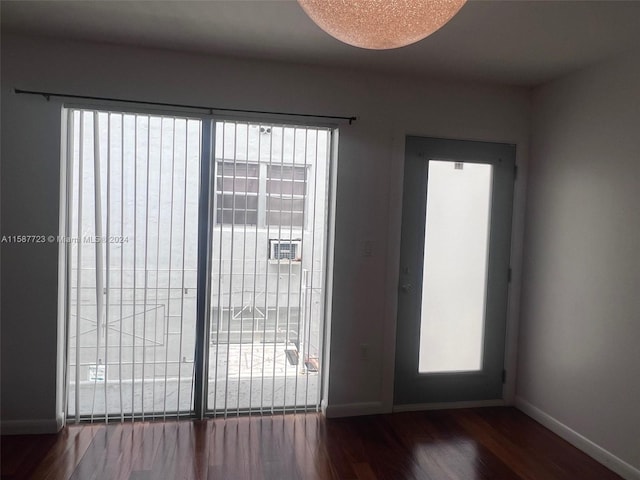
left=266, top=165, right=307, bottom=227
left=216, top=161, right=259, bottom=225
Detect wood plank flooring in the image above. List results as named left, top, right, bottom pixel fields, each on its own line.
left=1, top=407, right=622, bottom=480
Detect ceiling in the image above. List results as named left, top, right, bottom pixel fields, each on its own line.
left=2, top=0, right=640, bottom=86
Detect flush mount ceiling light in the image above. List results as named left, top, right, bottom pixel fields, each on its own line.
left=298, top=0, right=467, bottom=50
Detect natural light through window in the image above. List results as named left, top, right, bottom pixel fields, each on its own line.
left=418, top=160, right=493, bottom=373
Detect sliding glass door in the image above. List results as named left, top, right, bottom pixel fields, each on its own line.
left=207, top=122, right=330, bottom=416
left=63, top=108, right=332, bottom=422
left=65, top=110, right=201, bottom=421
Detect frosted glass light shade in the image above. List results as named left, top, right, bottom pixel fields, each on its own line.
left=298, top=0, right=467, bottom=50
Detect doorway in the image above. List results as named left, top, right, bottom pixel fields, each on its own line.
left=394, top=136, right=515, bottom=406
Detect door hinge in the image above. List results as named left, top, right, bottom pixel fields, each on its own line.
left=508, top=267, right=512, bottom=283
left=502, top=369, right=507, bottom=383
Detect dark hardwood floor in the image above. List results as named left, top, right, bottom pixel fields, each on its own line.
left=1, top=407, right=622, bottom=480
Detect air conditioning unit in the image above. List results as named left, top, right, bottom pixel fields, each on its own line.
left=268, top=239, right=301, bottom=263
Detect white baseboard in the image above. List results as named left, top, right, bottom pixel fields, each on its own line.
left=1, top=418, right=63, bottom=435
left=515, top=396, right=640, bottom=480
left=323, top=401, right=385, bottom=418
left=393, top=399, right=505, bottom=413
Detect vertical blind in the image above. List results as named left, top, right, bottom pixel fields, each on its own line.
left=65, top=109, right=331, bottom=422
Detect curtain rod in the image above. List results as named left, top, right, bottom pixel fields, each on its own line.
left=13, top=88, right=358, bottom=125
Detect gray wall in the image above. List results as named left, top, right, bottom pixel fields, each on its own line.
left=518, top=54, right=640, bottom=475
left=0, top=33, right=530, bottom=431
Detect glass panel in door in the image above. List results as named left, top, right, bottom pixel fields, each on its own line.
left=419, top=160, right=493, bottom=373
